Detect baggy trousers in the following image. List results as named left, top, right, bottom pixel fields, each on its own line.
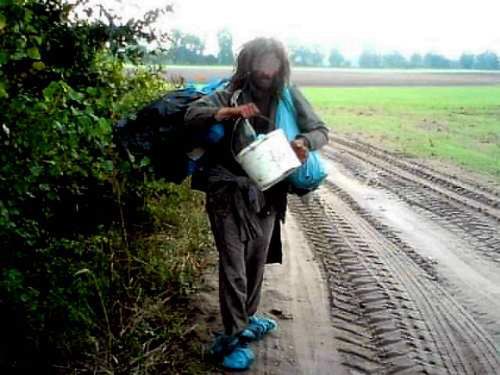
left=208, top=209, right=277, bottom=336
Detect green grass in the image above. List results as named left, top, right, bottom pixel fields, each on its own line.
left=304, top=86, right=500, bottom=179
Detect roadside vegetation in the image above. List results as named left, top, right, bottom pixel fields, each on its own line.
left=305, top=86, right=500, bottom=179
left=0, top=1, right=213, bottom=373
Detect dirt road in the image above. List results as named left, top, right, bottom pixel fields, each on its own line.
left=246, top=213, right=347, bottom=375
left=197, top=136, right=500, bottom=374
left=285, top=138, right=500, bottom=374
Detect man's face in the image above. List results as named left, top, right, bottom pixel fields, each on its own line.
left=250, top=53, right=281, bottom=91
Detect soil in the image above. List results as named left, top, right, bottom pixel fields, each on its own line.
left=192, top=134, right=500, bottom=374
left=192, top=214, right=347, bottom=375
left=165, top=67, right=500, bottom=87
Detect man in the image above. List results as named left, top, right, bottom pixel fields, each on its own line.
left=184, top=37, right=328, bottom=371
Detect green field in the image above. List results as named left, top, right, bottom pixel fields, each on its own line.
left=304, top=86, right=500, bottom=179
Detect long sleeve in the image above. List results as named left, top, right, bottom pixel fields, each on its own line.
left=290, top=85, right=329, bottom=150
left=184, top=89, right=232, bottom=131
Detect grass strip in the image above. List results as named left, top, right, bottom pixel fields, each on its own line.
left=304, top=86, right=500, bottom=179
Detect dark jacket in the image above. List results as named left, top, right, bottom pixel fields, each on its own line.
left=184, top=84, right=329, bottom=263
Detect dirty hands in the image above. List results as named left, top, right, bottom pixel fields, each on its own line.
left=291, top=138, right=310, bottom=163
left=214, top=103, right=309, bottom=162
left=214, top=103, right=260, bottom=121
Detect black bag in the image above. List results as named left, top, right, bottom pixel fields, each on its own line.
left=114, top=79, right=229, bottom=183
left=113, top=87, right=205, bottom=183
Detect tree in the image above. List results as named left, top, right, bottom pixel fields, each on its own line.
left=358, top=50, right=381, bottom=68
left=167, top=29, right=206, bottom=64
left=381, top=52, right=408, bottom=68
left=423, top=53, right=451, bottom=69
left=328, top=49, right=345, bottom=67
left=409, top=53, right=423, bottom=68
left=290, top=45, right=324, bottom=67
left=204, top=54, right=218, bottom=65
left=459, top=53, right=475, bottom=69
left=217, top=29, right=234, bottom=65
left=474, top=51, right=499, bottom=70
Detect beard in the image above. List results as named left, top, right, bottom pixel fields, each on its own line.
left=249, top=71, right=281, bottom=95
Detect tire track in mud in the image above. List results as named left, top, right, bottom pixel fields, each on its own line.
left=325, top=140, right=500, bottom=263
left=332, top=136, right=500, bottom=208
left=289, top=183, right=500, bottom=374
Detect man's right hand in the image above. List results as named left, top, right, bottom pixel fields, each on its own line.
left=215, top=103, right=260, bottom=121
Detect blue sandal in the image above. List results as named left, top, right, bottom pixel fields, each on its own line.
left=240, top=315, right=278, bottom=342
left=222, top=343, right=255, bottom=371
left=209, top=334, right=255, bottom=371
left=209, top=334, right=239, bottom=360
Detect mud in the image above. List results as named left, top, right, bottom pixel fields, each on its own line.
left=246, top=214, right=347, bottom=375
left=193, top=135, right=500, bottom=374
left=194, top=213, right=347, bottom=375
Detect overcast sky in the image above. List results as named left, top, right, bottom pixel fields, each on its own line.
left=98, top=0, right=500, bottom=58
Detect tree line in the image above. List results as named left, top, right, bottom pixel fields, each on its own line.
left=151, top=29, right=500, bottom=70
left=355, top=50, right=499, bottom=70
left=145, top=29, right=235, bottom=65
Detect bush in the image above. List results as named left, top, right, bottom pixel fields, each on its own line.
left=0, top=1, right=212, bottom=372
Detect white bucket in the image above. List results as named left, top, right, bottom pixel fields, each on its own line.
left=235, top=128, right=301, bottom=191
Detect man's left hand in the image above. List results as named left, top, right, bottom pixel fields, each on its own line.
left=291, top=138, right=309, bottom=163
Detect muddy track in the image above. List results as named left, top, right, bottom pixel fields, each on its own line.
left=328, top=137, right=500, bottom=220
left=289, top=183, right=500, bottom=374
left=333, top=136, right=500, bottom=201
left=325, top=139, right=500, bottom=263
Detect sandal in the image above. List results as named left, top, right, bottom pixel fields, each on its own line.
left=209, top=334, right=255, bottom=371
left=240, top=314, right=278, bottom=342
left=222, top=343, right=255, bottom=371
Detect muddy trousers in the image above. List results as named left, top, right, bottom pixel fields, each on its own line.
left=209, top=210, right=277, bottom=336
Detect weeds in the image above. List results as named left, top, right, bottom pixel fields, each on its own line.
left=76, top=181, right=215, bottom=375
left=0, top=1, right=215, bottom=373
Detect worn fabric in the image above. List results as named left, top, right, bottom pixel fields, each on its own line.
left=185, top=85, right=328, bottom=154
left=206, top=165, right=266, bottom=242
left=209, top=208, right=277, bottom=336
left=184, top=83, right=328, bottom=336
left=185, top=84, right=329, bottom=228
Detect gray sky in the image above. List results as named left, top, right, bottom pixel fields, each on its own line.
left=96, top=0, right=500, bottom=58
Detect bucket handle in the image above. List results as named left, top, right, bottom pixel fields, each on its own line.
left=228, top=88, right=275, bottom=159
left=230, top=115, right=275, bottom=160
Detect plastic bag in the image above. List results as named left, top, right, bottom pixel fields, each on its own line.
left=275, top=88, right=327, bottom=192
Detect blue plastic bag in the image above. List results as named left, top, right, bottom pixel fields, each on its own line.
left=275, top=88, right=327, bottom=192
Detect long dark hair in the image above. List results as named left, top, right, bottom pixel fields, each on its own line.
left=230, top=37, right=290, bottom=96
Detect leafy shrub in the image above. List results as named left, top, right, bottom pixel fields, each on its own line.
left=0, top=1, right=212, bottom=372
